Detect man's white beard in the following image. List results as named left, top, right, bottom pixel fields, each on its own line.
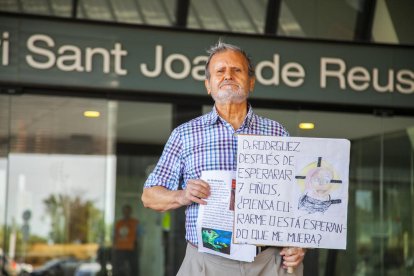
left=211, top=88, right=248, bottom=104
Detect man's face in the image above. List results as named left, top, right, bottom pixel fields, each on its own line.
left=308, top=169, right=333, bottom=199
left=205, top=50, right=255, bottom=105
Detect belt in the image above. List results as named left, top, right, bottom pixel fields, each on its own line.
left=187, top=241, right=198, bottom=248
left=188, top=241, right=270, bottom=254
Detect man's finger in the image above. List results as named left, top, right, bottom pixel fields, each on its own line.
left=188, top=179, right=211, bottom=189
left=187, top=180, right=211, bottom=197
left=192, top=189, right=209, bottom=199
left=189, top=195, right=208, bottom=205
left=283, top=259, right=301, bottom=268
left=283, top=254, right=301, bottom=262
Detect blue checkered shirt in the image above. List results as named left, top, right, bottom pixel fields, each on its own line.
left=144, top=105, right=289, bottom=245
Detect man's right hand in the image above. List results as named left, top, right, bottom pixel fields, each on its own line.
left=179, top=179, right=211, bottom=206
left=142, top=180, right=211, bottom=212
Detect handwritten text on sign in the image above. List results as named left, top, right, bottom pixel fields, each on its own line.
left=234, top=136, right=350, bottom=249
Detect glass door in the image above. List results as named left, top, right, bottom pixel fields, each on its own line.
left=347, top=117, right=414, bottom=276
left=0, top=94, right=177, bottom=276
left=113, top=100, right=173, bottom=276
left=251, top=107, right=414, bottom=276
left=0, top=94, right=10, bottom=273
left=1, top=94, right=115, bottom=275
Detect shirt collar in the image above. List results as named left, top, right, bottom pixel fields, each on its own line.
left=205, top=103, right=256, bottom=129
left=205, top=105, right=219, bottom=125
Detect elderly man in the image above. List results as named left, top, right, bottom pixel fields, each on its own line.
left=142, top=41, right=305, bottom=275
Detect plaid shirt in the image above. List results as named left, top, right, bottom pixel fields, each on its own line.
left=144, top=105, right=289, bottom=245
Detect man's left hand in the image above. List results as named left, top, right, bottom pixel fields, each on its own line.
left=280, top=247, right=306, bottom=269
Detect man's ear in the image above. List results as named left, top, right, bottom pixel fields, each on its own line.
left=249, top=76, right=256, bottom=94
left=205, top=79, right=211, bottom=94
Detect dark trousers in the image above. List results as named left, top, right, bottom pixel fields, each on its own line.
left=113, top=249, right=138, bottom=276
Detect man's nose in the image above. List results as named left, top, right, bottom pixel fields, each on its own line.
left=224, top=69, right=233, bottom=80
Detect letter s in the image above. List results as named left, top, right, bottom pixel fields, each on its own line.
left=26, top=34, right=55, bottom=69
left=396, top=70, right=414, bottom=94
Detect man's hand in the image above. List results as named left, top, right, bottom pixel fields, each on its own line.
left=280, top=247, right=306, bottom=269
left=179, top=179, right=211, bottom=206
left=142, top=180, right=210, bottom=212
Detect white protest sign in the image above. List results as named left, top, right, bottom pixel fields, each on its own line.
left=234, top=135, right=350, bottom=249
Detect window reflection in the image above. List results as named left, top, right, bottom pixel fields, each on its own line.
left=114, top=101, right=172, bottom=276
left=2, top=95, right=113, bottom=275
left=7, top=153, right=110, bottom=246
left=113, top=204, right=140, bottom=275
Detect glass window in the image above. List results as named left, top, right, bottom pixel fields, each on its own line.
left=0, top=95, right=175, bottom=276
left=372, top=0, right=414, bottom=45
left=76, top=0, right=176, bottom=26
left=188, top=0, right=266, bottom=33
left=2, top=94, right=113, bottom=275
left=342, top=124, right=414, bottom=276
left=0, top=95, right=9, bottom=254
left=9, top=0, right=73, bottom=17
left=113, top=100, right=172, bottom=276
left=3, top=0, right=413, bottom=45
left=279, top=0, right=357, bottom=40
left=254, top=107, right=414, bottom=276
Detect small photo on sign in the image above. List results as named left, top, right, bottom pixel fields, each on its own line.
left=201, top=227, right=232, bottom=255
left=229, top=179, right=236, bottom=211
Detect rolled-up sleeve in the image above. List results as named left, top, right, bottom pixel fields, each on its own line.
left=144, top=128, right=183, bottom=191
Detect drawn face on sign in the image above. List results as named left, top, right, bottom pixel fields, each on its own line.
left=306, top=167, right=334, bottom=200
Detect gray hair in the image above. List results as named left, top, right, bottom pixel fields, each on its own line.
left=205, top=40, right=255, bottom=80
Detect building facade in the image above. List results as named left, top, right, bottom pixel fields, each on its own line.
left=1, top=2, right=414, bottom=275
